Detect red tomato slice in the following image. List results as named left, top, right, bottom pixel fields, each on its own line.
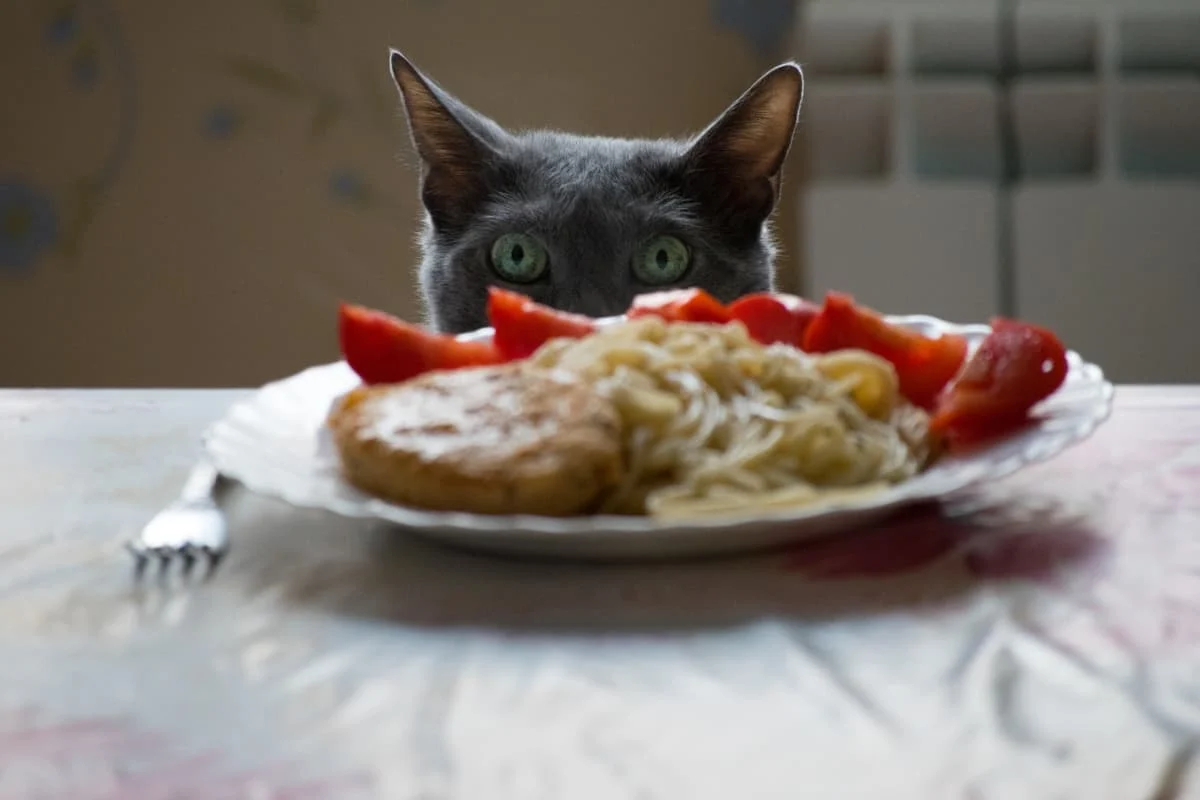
left=728, top=292, right=819, bottom=348
left=930, top=317, right=1069, bottom=442
left=487, top=287, right=597, bottom=360
left=802, top=292, right=968, bottom=409
left=901, top=333, right=970, bottom=411
left=338, top=303, right=501, bottom=385
left=627, top=288, right=732, bottom=325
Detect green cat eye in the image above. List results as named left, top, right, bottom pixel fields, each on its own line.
left=635, top=235, right=691, bottom=285
left=490, top=233, right=548, bottom=283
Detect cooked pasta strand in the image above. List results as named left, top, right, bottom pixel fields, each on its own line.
left=530, top=318, right=933, bottom=520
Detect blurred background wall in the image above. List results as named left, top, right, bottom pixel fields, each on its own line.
left=0, top=0, right=799, bottom=387
left=1, top=0, right=1197, bottom=388
left=799, top=0, right=1200, bottom=385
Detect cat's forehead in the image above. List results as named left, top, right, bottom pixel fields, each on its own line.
left=503, top=131, right=686, bottom=195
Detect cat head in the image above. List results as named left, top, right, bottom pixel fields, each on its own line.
left=389, top=50, right=804, bottom=333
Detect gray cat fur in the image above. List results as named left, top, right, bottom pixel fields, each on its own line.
left=389, top=50, right=804, bottom=333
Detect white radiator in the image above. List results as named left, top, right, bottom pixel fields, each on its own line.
left=796, top=0, right=1200, bottom=383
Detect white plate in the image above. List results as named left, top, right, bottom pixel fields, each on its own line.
left=204, top=315, right=1114, bottom=561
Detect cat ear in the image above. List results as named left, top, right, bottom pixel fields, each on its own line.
left=389, top=49, right=503, bottom=231
left=680, top=62, right=804, bottom=241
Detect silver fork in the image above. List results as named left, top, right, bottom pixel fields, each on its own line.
left=127, top=461, right=230, bottom=580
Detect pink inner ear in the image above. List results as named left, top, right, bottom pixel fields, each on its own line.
left=727, top=97, right=800, bottom=175
left=391, top=65, right=480, bottom=182
left=696, top=65, right=804, bottom=180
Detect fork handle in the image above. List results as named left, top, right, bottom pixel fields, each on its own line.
left=179, top=461, right=223, bottom=504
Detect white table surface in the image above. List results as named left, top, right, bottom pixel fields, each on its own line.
left=2, top=387, right=1200, bottom=799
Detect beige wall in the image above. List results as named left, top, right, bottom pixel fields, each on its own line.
left=0, top=0, right=800, bottom=387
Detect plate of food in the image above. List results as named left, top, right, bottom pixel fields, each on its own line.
left=204, top=288, right=1113, bottom=560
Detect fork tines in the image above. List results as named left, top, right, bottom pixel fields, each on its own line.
left=127, top=542, right=225, bottom=582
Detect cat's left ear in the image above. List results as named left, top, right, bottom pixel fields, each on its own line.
left=681, top=62, right=804, bottom=239
left=389, top=49, right=505, bottom=232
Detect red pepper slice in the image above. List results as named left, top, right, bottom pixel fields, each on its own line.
left=627, top=288, right=732, bottom=325
left=802, top=292, right=968, bottom=409
left=487, top=287, right=598, bottom=360
left=930, top=317, right=1069, bottom=443
left=338, top=302, right=501, bottom=385
left=728, top=292, right=820, bottom=348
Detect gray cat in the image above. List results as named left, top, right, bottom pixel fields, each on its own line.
left=388, top=50, right=804, bottom=334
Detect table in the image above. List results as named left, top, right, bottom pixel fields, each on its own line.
left=2, top=387, right=1199, bottom=799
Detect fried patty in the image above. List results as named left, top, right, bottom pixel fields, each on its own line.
left=327, top=364, right=625, bottom=516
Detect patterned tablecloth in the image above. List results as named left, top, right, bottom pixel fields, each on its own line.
left=2, top=387, right=1199, bottom=799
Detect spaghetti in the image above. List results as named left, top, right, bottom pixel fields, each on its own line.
left=530, top=317, right=933, bottom=520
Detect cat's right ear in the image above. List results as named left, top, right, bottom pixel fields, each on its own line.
left=680, top=62, right=805, bottom=243
left=389, top=50, right=502, bottom=231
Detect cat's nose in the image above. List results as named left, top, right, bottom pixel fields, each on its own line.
left=564, top=287, right=621, bottom=319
